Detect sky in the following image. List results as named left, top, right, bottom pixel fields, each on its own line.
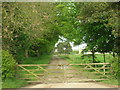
left=55, top=36, right=87, bottom=51
left=72, top=43, right=87, bottom=51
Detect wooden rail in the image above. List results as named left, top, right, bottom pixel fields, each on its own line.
left=17, top=63, right=111, bottom=83
left=18, top=63, right=110, bottom=66
left=26, top=79, right=108, bottom=83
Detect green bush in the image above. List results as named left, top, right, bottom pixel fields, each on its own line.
left=2, top=50, right=17, bottom=80
left=110, top=56, right=120, bottom=79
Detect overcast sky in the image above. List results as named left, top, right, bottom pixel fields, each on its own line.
left=72, top=43, right=87, bottom=51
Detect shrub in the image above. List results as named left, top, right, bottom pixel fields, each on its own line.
left=110, top=56, right=120, bottom=79
left=2, top=50, right=17, bottom=80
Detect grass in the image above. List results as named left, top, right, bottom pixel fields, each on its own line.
left=2, top=55, right=52, bottom=88
left=95, top=54, right=113, bottom=63
left=2, top=78, right=28, bottom=88
left=58, top=54, right=113, bottom=64
left=22, top=55, right=52, bottom=64
left=101, top=79, right=119, bottom=86
left=58, top=54, right=119, bottom=86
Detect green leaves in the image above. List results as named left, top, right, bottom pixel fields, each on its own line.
left=56, top=41, right=72, bottom=54
left=2, top=2, right=60, bottom=60
left=2, top=50, right=17, bottom=80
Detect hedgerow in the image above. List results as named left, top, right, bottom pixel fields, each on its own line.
left=2, top=50, right=17, bottom=80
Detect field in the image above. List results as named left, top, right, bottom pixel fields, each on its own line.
left=59, top=54, right=113, bottom=63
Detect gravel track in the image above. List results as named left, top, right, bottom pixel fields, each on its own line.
left=22, top=56, right=116, bottom=88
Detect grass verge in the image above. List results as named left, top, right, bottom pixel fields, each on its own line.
left=100, top=79, right=119, bottom=86
left=2, top=78, right=28, bottom=88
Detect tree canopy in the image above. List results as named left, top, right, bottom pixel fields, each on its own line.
left=55, top=2, right=119, bottom=54
left=2, top=2, right=119, bottom=77
left=2, top=2, right=60, bottom=62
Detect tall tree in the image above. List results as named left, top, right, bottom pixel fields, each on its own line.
left=2, top=2, right=60, bottom=62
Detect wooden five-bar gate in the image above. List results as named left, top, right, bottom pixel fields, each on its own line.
left=17, top=63, right=112, bottom=83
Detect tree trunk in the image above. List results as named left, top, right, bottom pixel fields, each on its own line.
left=37, top=50, right=40, bottom=57
left=25, top=49, right=29, bottom=58
left=91, top=49, right=95, bottom=63
left=103, top=53, right=106, bottom=63
left=113, top=52, right=115, bottom=57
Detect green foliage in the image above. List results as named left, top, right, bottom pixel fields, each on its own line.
left=55, top=2, right=77, bottom=41
left=56, top=2, right=119, bottom=54
left=2, top=50, right=17, bottom=80
left=28, top=38, right=56, bottom=57
left=2, top=2, right=119, bottom=82
left=110, top=56, right=120, bottom=79
left=22, top=55, right=52, bottom=64
left=2, top=2, right=60, bottom=61
left=56, top=2, right=119, bottom=78
left=2, top=78, right=28, bottom=88
left=56, top=41, right=72, bottom=54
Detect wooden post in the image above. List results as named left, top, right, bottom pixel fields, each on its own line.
left=103, top=65, right=106, bottom=75
left=63, top=64, right=66, bottom=83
